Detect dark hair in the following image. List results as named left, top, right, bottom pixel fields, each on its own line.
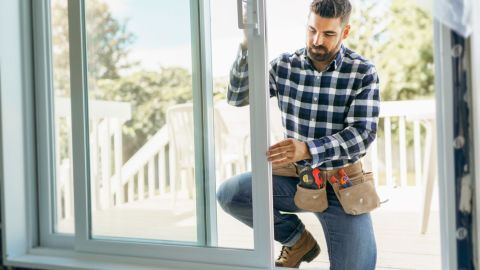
left=310, top=0, right=352, bottom=25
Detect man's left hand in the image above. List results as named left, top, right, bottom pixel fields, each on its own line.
left=267, top=138, right=312, bottom=167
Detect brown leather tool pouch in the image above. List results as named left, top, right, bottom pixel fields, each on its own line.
left=294, top=184, right=328, bottom=212
left=334, top=172, right=381, bottom=215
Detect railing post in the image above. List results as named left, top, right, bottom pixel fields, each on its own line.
left=148, top=158, right=155, bottom=198
left=55, top=116, right=62, bottom=220
left=159, top=148, right=166, bottom=195
left=62, top=160, right=72, bottom=219
left=414, top=120, right=422, bottom=187
left=128, top=177, right=134, bottom=202
left=138, top=165, right=145, bottom=201
left=420, top=120, right=437, bottom=233
left=384, top=117, right=394, bottom=187
left=113, top=118, right=123, bottom=204
left=100, top=119, right=112, bottom=209
left=169, top=143, right=176, bottom=201
left=370, top=138, right=379, bottom=186
left=399, top=116, right=407, bottom=187
left=90, top=118, right=99, bottom=211
left=66, top=116, right=75, bottom=218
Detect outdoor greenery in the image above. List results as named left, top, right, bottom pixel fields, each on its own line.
left=52, top=0, right=194, bottom=160
left=345, top=0, right=434, bottom=146
left=52, top=0, right=434, bottom=163
left=94, top=69, right=193, bottom=159
left=346, top=0, right=434, bottom=101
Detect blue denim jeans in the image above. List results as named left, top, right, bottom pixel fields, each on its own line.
left=217, top=172, right=377, bottom=270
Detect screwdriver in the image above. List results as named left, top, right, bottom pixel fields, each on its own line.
left=339, top=169, right=352, bottom=189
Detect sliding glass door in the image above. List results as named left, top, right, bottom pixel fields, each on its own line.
left=38, top=0, right=275, bottom=267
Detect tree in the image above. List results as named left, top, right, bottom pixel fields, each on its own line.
left=345, top=0, right=434, bottom=101
left=51, top=0, right=136, bottom=97
left=95, top=68, right=193, bottom=160
left=51, top=0, right=137, bottom=162
left=345, top=0, right=434, bottom=148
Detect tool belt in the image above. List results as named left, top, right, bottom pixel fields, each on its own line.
left=272, top=162, right=380, bottom=215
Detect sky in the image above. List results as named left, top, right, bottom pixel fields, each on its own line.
left=103, top=0, right=312, bottom=77
left=102, top=0, right=430, bottom=78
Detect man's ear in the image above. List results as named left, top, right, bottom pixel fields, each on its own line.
left=342, top=24, right=351, bottom=39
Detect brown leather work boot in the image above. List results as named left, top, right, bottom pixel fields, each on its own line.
left=275, top=230, right=320, bottom=268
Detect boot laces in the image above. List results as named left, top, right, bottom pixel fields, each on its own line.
left=278, top=246, right=291, bottom=261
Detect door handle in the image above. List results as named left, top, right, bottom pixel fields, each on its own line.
left=237, top=0, right=260, bottom=35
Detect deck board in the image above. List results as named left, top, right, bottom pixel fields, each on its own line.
left=59, top=189, right=441, bottom=270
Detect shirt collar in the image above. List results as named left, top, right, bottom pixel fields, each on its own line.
left=302, top=44, right=345, bottom=72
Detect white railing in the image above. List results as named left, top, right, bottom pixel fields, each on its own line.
left=371, top=99, right=436, bottom=188
left=55, top=97, right=131, bottom=216
left=56, top=99, right=436, bottom=225
left=112, top=126, right=170, bottom=204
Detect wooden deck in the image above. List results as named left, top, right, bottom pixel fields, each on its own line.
left=59, top=187, right=441, bottom=270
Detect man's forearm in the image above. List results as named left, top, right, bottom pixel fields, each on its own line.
left=305, top=125, right=376, bottom=168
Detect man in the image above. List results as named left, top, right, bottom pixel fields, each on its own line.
left=217, top=0, right=379, bottom=268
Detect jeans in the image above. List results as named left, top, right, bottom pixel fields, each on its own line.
left=216, top=172, right=377, bottom=270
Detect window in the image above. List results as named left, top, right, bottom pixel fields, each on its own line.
left=34, top=0, right=273, bottom=268
left=83, top=0, right=200, bottom=243
left=0, top=0, right=466, bottom=269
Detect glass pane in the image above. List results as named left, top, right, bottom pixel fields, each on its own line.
left=211, top=0, right=255, bottom=249
left=51, top=0, right=75, bottom=234
left=85, top=0, right=197, bottom=243
left=265, top=0, right=440, bottom=269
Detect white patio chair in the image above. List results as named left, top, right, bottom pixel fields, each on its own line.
left=219, top=98, right=285, bottom=171
left=166, top=103, right=246, bottom=202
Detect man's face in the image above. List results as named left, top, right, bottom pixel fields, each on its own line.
left=306, top=13, right=350, bottom=63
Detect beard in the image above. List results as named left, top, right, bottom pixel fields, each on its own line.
left=307, top=41, right=341, bottom=63
left=307, top=45, right=331, bottom=62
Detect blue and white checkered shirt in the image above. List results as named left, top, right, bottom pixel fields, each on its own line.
left=228, top=44, right=380, bottom=170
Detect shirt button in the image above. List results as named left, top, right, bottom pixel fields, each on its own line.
left=311, top=118, right=315, bottom=121
left=314, top=97, right=318, bottom=101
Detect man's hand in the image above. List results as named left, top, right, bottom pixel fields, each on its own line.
left=267, top=139, right=312, bottom=167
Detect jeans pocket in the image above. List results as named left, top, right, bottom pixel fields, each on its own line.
left=294, top=184, right=328, bottom=212
left=337, top=172, right=380, bottom=215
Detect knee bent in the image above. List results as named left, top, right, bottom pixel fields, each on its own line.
left=216, top=181, right=233, bottom=212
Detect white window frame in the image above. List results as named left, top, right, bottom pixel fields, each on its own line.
left=2, top=0, right=275, bottom=269
left=472, top=0, right=480, bottom=264
left=33, top=0, right=75, bottom=249
left=433, top=21, right=459, bottom=270
left=0, top=0, right=470, bottom=270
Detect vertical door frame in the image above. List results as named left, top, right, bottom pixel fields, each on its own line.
left=433, top=20, right=459, bottom=270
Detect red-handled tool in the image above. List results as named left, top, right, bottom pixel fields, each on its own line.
left=330, top=175, right=337, bottom=184
left=311, top=167, right=324, bottom=188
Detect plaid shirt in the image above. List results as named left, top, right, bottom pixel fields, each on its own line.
left=228, top=44, right=380, bottom=170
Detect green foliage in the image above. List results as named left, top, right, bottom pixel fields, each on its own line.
left=93, top=69, right=193, bottom=160
left=51, top=0, right=435, bottom=163
left=51, top=0, right=136, bottom=97
left=52, top=0, right=193, bottom=161
left=51, top=0, right=71, bottom=97
left=345, top=0, right=434, bottom=147
left=213, top=76, right=229, bottom=101
left=85, top=0, right=137, bottom=83
left=346, top=0, right=434, bottom=101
